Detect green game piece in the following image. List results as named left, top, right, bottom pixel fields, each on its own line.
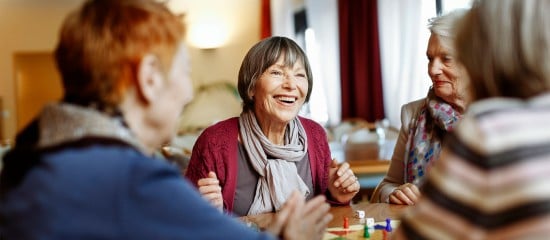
left=363, top=225, right=370, bottom=238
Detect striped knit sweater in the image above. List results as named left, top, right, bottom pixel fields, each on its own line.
left=394, top=94, right=550, bottom=240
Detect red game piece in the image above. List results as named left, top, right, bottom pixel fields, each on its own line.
left=343, top=217, right=349, bottom=229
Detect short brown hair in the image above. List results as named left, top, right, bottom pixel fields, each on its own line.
left=55, top=0, right=185, bottom=110
left=237, top=36, right=313, bottom=111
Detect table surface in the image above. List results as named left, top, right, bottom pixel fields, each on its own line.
left=240, top=203, right=410, bottom=237
left=348, top=159, right=390, bottom=175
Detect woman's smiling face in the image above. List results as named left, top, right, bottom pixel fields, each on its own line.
left=251, top=55, right=309, bottom=125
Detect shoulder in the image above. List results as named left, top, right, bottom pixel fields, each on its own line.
left=194, top=117, right=239, bottom=146
left=46, top=143, right=177, bottom=184
left=402, top=98, right=425, bottom=113
left=298, top=116, right=326, bottom=134
left=199, top=117, right=239, bottom=136
left=400, top=98, right=426, bottom=127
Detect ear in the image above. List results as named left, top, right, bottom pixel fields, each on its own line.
left=136, top=54, right=163, bottom=104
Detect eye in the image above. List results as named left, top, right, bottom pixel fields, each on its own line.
left=270, top=70, right=283, bottom=76
left=296, top=73, right=306, bottom=78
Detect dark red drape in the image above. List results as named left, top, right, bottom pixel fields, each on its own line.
left=338, top=0, right=385, bottom=122
left=260, top=0, right=272, bottom=39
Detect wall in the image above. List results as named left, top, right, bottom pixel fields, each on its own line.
left=0, top=0, right=81, bottom=141
left=0, top=0, right=260, bottom=141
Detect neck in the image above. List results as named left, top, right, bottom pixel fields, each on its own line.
left=450, top=97, right=467, bottom=113
left=254, top=113, right=287, bottom=146
left=118, top=94, right=158, bottom=155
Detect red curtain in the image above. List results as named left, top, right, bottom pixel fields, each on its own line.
left=260, top=0, right=272, bottom=39
left=338, top=0, right=385, bottom=122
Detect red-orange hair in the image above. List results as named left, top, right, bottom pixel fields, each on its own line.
left=55, top=0, right=185, bottom=111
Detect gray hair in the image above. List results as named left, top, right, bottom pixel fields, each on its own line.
left=455, top=0, right=550, bottom=101
left=428, top=9, right=468, bottom=38
left=237, top=36, right=313, bottom=112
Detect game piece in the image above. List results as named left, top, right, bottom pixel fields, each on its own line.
left=363, top=224, right=370, bottom=238
left=343, top=217, right=349, bottom=229
left=374, top=224, right=385, bottom=230
left=385, top=218, right=392, bottom=232
left=366, top=218, right=375, bottom=227
left=355, top=210, right=365, bottom=219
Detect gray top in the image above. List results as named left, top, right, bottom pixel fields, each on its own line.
left=233, top=143, right=313, bottom=216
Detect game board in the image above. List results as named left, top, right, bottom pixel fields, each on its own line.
left=323, top=220, right=400, bottom=240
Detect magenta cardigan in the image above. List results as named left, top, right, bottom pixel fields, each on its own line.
left=185, top=117, right=344, bottom=213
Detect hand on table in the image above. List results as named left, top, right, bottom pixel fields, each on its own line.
left=197, top=171, right=223, bottom=211
left=265, top=191, right=332, bottom=240
left=389, top=183, right=420, bottom=205
left=328, top=159, right=360, bottom=203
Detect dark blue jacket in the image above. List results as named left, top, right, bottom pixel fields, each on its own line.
left=0, top=124, right=273, bottom=240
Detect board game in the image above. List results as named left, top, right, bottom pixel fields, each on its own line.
left=323, top=220, right=400, bottom=240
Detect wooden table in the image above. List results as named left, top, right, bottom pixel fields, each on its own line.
left=240, top=203, right=410, bottom=236
left=348, top=159, right=390, bottom=175
left=335, top=142, right=391, bottom=175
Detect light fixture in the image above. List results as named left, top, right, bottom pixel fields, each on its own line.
left=188, top=16, right=228, bottom=50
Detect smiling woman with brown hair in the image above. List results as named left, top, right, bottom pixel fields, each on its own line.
left=186, top=36, right=360, bottom=216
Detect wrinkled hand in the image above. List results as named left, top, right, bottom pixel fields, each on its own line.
left=328, top=159, right=360, bottom=203
left=197, top=171, right=223, bottom=211
left=389, top=183, right=420, bottom=205
left=266, top=191, right=332, bottom=240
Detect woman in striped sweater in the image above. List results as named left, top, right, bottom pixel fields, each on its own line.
left=395, top=0, right=550, bottom=239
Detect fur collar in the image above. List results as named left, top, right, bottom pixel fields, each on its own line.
left=36, top=103, right=145, bottom=153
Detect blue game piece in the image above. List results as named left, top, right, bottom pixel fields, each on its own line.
left=374, top=224, right=385, bottom=230
left=385, top=218, right=392, bottom=232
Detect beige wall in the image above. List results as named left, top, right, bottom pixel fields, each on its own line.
left=0, top=0, right=260, bottom=141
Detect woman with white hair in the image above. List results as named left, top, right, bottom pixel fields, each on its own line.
left=395, top=0, right=550, bottom=238
left=371, top=9, right=469, bottom=205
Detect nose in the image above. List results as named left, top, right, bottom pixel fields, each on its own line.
left=428, top=59, right=443, bottom=77
left=282, top=74, right=297, bottom=90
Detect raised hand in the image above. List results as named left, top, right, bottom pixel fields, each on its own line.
left=328, top=159, right=360, bottom=203
left=266, top=191, right=332, bottom=240
left=197, top=171, right=223, bottom=211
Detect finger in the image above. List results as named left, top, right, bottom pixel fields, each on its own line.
left=266, top=191, right=300, bottom=236
left=336, top=162, right=350, bottom=176
left=389, top=194, right=405, bottom=205
left=334, top=169, right=355, bottom=188
left=303, top=196, right=330, bottom=221
left=339, top=173, right=357, bottom=189
left=314, top=212, right=333, bottom=239
left=401, top=187, right=420, bottom=204
left=207, top=171, right=217, bottom=179
left=393, top=189, right=414, bottom=205
left=344, top=179, right=360, bottom=193
left=197, top=177, right=219, bottom=187
left=409, top=184, right=421, bottom=196
left=331, top=159, right=339, bottom=168
left=200, top=192, right=221, bottom=202
left=198, top=185, right=221, bottom=195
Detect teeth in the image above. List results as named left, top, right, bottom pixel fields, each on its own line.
left=277, top=96, right=296, bottom=103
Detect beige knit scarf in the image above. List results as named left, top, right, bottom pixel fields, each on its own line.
left=238, top=110, right=310, bottom=215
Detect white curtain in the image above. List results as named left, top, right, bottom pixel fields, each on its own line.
left=304, top=0, right=340, bottom=127
left=377, top=0, right=436, bottom=128
left=270, top=0, right=295, bottom=39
